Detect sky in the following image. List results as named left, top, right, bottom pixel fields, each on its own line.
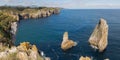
left=0, top=0, right=120, bottom=9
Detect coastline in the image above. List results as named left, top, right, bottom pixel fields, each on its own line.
left=0, top=6, right=60, bottom=60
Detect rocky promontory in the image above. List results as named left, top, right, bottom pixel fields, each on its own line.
left=88, top=18, right=108, bottom=52
left=0, top=42, right=50, bottom=60
left=61, top=32, right=77, bottom=51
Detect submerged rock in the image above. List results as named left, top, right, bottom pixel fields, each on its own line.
left=88, top=18, right=108, bottom=52
left=61, top=32, right=77, bottom=51
left=79, top=56, right=91, bottom=60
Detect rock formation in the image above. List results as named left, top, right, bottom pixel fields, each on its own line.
left=18, top=8, right=60, bottom=20
left=79, top=56, right=91, bottom=60
left=0, top=42, right=50, bottom=60
left=88, top=18, right=108, bottom=52
left=61, top=32, right=77, bottom=51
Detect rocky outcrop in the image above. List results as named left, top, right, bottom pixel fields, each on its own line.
left=79, top=56, right=91, bottom=60
left=88, top=18, right=108, bottom=52
left=61, top=32, right=77, bottom=51
left=0, top=42, right=50, bottom=60
left=79, top=56, right=92, bottom=60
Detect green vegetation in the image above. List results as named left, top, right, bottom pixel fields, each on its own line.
left=0, top=12, right=17, bottom=46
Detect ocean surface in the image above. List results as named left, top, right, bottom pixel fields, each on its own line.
left=15, top=9, right=120, bottom=60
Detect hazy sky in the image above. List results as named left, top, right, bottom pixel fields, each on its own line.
left=0, top=0, right=120, bottom=9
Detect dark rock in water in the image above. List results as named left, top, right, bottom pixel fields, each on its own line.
left=61, top=32, right=77, bottom=51
left=88, top=18, right=108, bottom=52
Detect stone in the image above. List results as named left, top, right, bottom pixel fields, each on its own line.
left=61, top=32, right=77, bottom=50
left=79, top=56, right=91, bottom=60
left=89, top=18, right=108, bottom=52
left=16, top=52, right=28, bottom=60
left=32, top=45, right=38, bottom=52
left=19, top=42, right=30, bottom=51
left=29, top=51, right=38, bottom=60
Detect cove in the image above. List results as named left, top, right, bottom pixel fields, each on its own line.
left=16, top=9, right=120, bottom=60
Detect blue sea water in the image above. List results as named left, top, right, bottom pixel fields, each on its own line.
left=15, top=9, right=120, bottom=60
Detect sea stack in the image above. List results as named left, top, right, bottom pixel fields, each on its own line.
left=61, top=32, right=77, bottom=51
left=79, top=56, right=91, bottom=60
left=88, top=18, right=108, bottom=52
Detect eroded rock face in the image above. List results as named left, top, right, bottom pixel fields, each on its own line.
left=89, top=18, right=108, bottom=52
left=61, top=32, right=77, bottom=51
left=10, top=22, right=17, bottom=35
left=79, top=56, right=91, bottom=60
left=10, top=22, right=17, bottom=42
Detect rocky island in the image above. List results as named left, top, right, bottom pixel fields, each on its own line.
left=61, top=32, right=77, bottom=51
left=88, top=18, right=108, bottom=52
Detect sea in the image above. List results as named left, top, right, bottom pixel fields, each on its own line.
left=15, top=9, right=120, bottom=60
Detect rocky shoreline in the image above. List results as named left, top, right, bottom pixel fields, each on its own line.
left=0, top=7, right=60, bottom=60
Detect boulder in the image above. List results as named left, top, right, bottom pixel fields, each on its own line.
left=79, top=56, right=91, bottom=60
left=89, top=18, right=108, bottom=52
left=61, top=32, right=77, bottom=50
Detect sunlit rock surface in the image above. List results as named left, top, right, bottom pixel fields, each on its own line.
left=0, top=42, right=50, bottom=60
left=61, top=32, right=77, bottom=51
left=89, top=18, right=108, bottom=52
left=79, top=56, right=91, bottom=60
left=10, top=22, right=17, bottom=41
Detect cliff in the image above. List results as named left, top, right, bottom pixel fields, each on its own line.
left=88, top=18, right=108, bottom=52
left=61, top=32, right=77, bottom=51
left=0, top=7, right=60, bottom=60
left=0, top=7, right=60, bottom=20
left=0, top=7, right=60, bottom=46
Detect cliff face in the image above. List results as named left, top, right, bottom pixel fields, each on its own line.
left=20, top=9, right=60, bottom=20
left=10, top=22, right=17, bottom=42
left=88, top=18, right=108, bottom=52
left=61, top=32, right=77, bottom=51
